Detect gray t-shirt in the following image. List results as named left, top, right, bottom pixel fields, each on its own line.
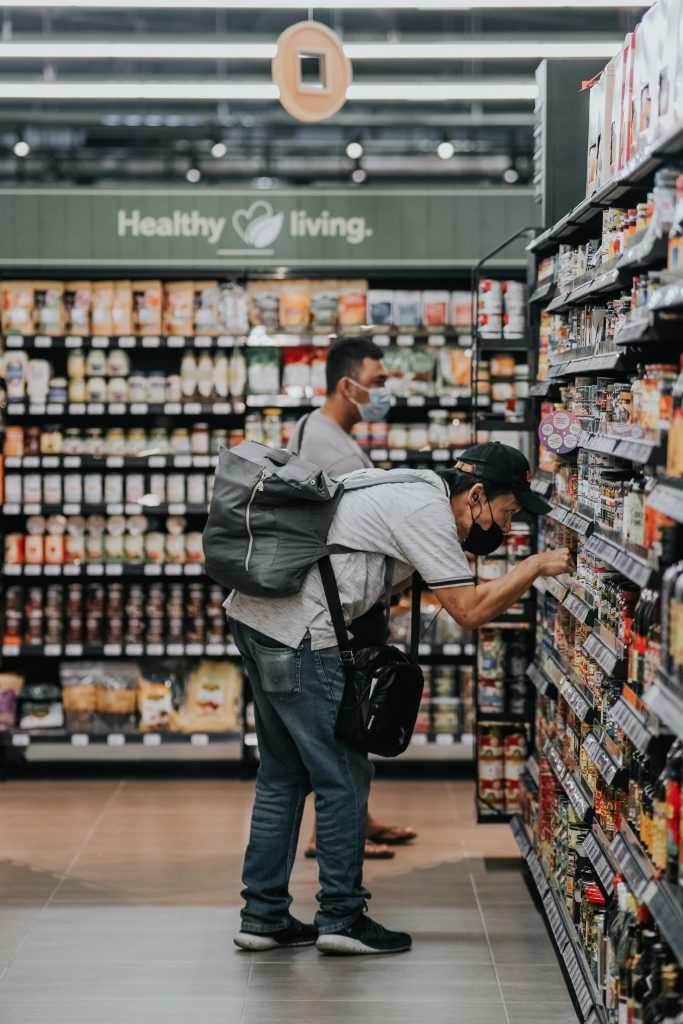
left=294, top=408, right=372, bottom=475
left=226, top=468, right=474, bottom=650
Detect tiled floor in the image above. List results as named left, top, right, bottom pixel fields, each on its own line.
left=0, top=774, right=579, bottom=1023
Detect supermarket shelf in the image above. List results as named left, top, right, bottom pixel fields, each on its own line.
left=390, top=641, right=476, bottom=660
left=578, top=432, right=620, bottom=456
left=529, top=281, right=556, bottom=305
left=2, top=730, right=241, bottom=748
left=547, top=503, right=594, bottom=538
left=565, top=267, right=621, bottom=307
left=581, top=824, right=618, bottom=897
left=583, top=631, right=627, bottom=678
left=582, top=730, right=626, bottom=787
left=558, top=673, right=594, bottom=724
left=643, top=671, right=683, bottom=742
left=547, top=350, right=627, bottom=377
left=474, top=418, right=533, bottom=433
left=4, top=454, right=219, bottom=471
left=525, top=754, right=540, bottom=789
left=584, top=534, right=656, bottom=589
left=382, top=736, right=474, bottom=762
left=562, top=590, right=595, bottom=627
left=510, top=815, right=607, bottom=1024
left=614, top=438, right=665, bottom=465
left=610, top=685, right=663, bottom=754
left=649, top=276, right=683, bottom=313
left=475, top=333, right=531, bottom=351
left=616, top=233, right=668, bottom=274
left=611, top=824, right=683, bottom=965
left=615, top=313, right=683, bottom=348
left=368, top=446, right=465, bottom=465
left=546, top=291, right=571, bottom=313
left=531, top=474, right=554, bottom=497
left=1, top=502, right=209, bottom=518
left=5, top=400, right=243, bottom=419
left=529, top=380, right=556, bottom=398
left=2, top=641, right=240, bottom=659
left=526, top=661, right=558, bottom=700
left=2, top=563, right=206, bottom=578
left=543, top=738, right=594, bottom=823
left=646, top=478, right=683, bottom=525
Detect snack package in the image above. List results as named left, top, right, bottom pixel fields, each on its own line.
left=620, top=30, right=638, bottom=168
left=422, top=291, right=449, bottom=328
left=220, top=282, right=249, bottom=334
left=163, top=281, right=194, bottom=336
left=60, top=662, right=99, bottom=732
left=406, top=346, right=435, bottom=396
left=132, top=280, right=162, bottom=335
left=366, top=290, right=394, bottom=328
left=98, top=663, right=139, bottom=733
left=18, top=682, right=64, bottom=731
left=609, top=36, right=631, bottom=176
left=337, top=280, right=367, bottom=328
left=279, top=280, right=311, bottom=328
left=193, top=281, right=221, bottom=335
left=138, top=663, right=179, bottom=733
left=178, top=660, right=242, bottom=734
left=658, top=0, right=683, bottom=138
left=2, top=281, right=34, bottom=335
left=91, top=281, right=115, bottom=336
left=382, top=346, right=408, bottom=397
left=450, top=291, right=474, bottom=329
left=633, top=1, right=666, bottom=153
left=393, top=291, right=422, bottom=327
left=439, top=346, right=472, bottom=392
left=0, top=673, right=24, bottom=732
left=247, top=347, right=280, bottom=395
left=586, top=61, right=615, bottom=196
left=63, top=281, right=91, bottom=336
left=248, top=280, right=280, bottom=328
left=310, top=280, right=339, bottom=328
left=311, top=345, right=329, bottom=395
left=34, top=281, right=64, bottom=335
left=282, top=346, right=312, bottom=397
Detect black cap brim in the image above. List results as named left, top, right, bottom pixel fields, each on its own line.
left=516, top=489, right=552, bottom=516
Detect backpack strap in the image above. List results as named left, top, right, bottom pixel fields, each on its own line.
left=410, top=572, right=422, bottom=662
left=318, top=554, right=356, bottom=682
left=291, top=412, right=312, bottom=456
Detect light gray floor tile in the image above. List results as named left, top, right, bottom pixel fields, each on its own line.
left=0, top=962, right=252, bottom=1000
left=507, top=1002, right=579, bottom=1024
left=496, top=962, right=575, bottom=1004
left=0, top=999, right=246, bottom=1024
left=242, top=999, right=507, bottom=1024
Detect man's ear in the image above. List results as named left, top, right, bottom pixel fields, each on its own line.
left=469, top=483, right=485, bottom=505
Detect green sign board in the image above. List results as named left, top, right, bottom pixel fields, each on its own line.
left=0, top=187, right=536, bottom=270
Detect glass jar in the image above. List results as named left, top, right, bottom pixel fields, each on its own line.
left=170, top=428, right=191, bottom=455
left=191, top=423, right=210, bottom=456
left=262, top=408, right=282, bottom=448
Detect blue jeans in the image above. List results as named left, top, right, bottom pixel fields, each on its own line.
left=230, top=619, right=374, bottom=935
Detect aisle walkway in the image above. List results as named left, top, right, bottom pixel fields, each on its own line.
left=0, top=776, right=578, bottom=1024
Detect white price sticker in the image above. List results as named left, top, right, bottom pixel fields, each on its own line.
left=23, top=457, right=40, bottom=468
left=432, top=449, right=450, bottom=462
left=104, top=644, right=122, bottom=656
left=2, top=646, right=19, bottom=656
left=71, top=734, right=89, bottom=747
left=106, top=456, right=124, bottom=469
left=406, top=396, right=425, bottom=407
left=47, top=403, right=63, bottom=416
left=167, top=336, right=185, bottom=348
left=125, top=644, right=144, bottom=656
left=42, top=456, right=58, bottom=469
left=106, top=504, right=123, bottom=516
left=3, top=504, right=20, bottom=515
left=144, top=564, right=162, bottom=576
left=35, top=335, right=52, bottom=348
left=64, top=457, right=81, bottom=468
left=217, top=335, right=235, bottom=347
left=190, top=733, right=210, bottom=746
left=429, top=335, right=446, bottom=347
left=397, top=335, right=415, bottom=347
left=4, top=564, right=22, bottom=576
left=142, top=336, right=161, bottom=348
left=168, top=503, right=186, bottom=515
left=66, top=644, right=83, bottom=656
left=184, top=564, right=202, bottom=576
left=12, top=734, right=30, bottom=747
left=185, top=403, right=202, bottom=415
left=174, top=456, right=191, bottom=468
left=213, top=403, right=231, bottom=416
left=65, top=336, right=81, bottom=348
left=63, top=564, right=80, bottom=576
left=87, top=403, right=105, bottom=416
left=186, top=644, right=203, bottom=656
left=119, top=336, right=136, bottom=348
left=193, top=455, right=210, bottom=468
left=63, top=504, right=81, bottom=516
left=149, top=456, right=166, bottom=468
left=206, top=644, right=225, bottom=656
left=166, top=644, right=184, bottom=657
left=105, top=564, right=123, bottom=576
left=436, top=734, right=455, bottom=745
left=92, top=336, right=110, bottom=348
left=165, top=564, right=182, bottom=576
left=390, top=450, right=407, bottom=462
left=44, top=565, right=61, bottom=577
left=109, top=403, right=126, bottom=415
left=130, top=403, right=148, bottom=415
left=86, top=564, right=104, bottom=576
left=24, top=504, right=41, bottom=516
left=143, top=733, right=162, bottom=746
left=194, top=335, right=212, bottom=348
left=107, top=734, right=126, bottom=747
left=70, top=403, right=86, bottom=415
left=6, top=336, right=22, bottom=348
left=164, top=403, right=182, bottom=415
left=411, top=734, right=428, bottom=745
left=146, top=644, right=164, bottom=656
left=24, top=564, right=41, bottom=576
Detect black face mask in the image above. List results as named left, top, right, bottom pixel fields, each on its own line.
left=462, top=495, right=504, bottom=556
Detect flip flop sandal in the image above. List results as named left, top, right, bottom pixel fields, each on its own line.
left=366, top=826, right=418, bottom=846
left=304, top=840, right=395, bottom=861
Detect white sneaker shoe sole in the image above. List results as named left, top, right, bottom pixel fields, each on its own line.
left=234, top=932, right=316, bottom=951
left=316, top=934, right=412, bottom=956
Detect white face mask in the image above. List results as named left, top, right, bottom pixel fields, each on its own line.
left=347, top=378, right=392, bottom=423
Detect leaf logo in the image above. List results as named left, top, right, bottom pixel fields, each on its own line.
left=232, top=201, right=284, bottom=249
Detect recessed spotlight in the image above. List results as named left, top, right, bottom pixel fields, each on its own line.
left=503, top=167, right=519, bottom=184
left=186, top=167, right=201, bottom=183
left=211, top=141, right=227, bottom=158
left=437, top=140, right=455, bottom=160
left=351, top=167, right=367, bottom=184
left=13, top=140, right=30, bottom=158
left=346, top=141, right=363, bottom=160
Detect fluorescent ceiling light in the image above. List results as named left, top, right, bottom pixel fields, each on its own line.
left=7, top=0, right=654, bottom=8
left=0, top=80, right=537, bottom=102
left=0, top=39, right=621, bottom=61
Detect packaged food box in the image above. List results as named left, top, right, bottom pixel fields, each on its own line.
left=248, top=280, right=280, bottom=328
left=34, top=281, right=64, bottom=336
left=422, top=291, right=449, bottom=327
left=2, top=281, right=34, bottom=335
left=194, top=281, right=221, bottom=335
left=311, top=281, right=339, bottom=328
left=279, top=280, right=311, bottom=328
left=163, top=281, right=194, bottom=336
left=112, top=280, right=133, bottom=336
left=367, top=290, right=394, bottom=328
left=337, top=280, right=367, bottom=327
left=393, top=290, right=422, bottom=327
left=133, top=280, right=162, bottom=335
left=64, top=281, right=91, bottom=336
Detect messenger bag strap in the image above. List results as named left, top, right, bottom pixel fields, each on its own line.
left=409, top=572, right=422, bottom=663
left=291, top=412, right=312, bottom=456
left=318, top=554, right=356, bottom=681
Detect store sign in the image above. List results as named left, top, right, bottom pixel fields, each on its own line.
left=0, top=187, right=536, bottom=269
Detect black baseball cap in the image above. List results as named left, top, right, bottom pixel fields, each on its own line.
left=453, top=442, right=551, bottom=515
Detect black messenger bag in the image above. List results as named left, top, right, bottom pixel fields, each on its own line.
left=318, top=556, right=424, bottom=758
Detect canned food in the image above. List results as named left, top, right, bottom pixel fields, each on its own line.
left=84, top=475, right=104, bottom=505
left=167, top=475, right=186, bottom=504
left=44, top=535, right=64, bottom=564
left=43, top=474, right=62, bottom=505
left=104, top=474, right=124, bottom=505
left=25, top=535, right=44, bottom=564
left=145, top=533, right=165, bottom=563
left=125, top=474, right=145, bottom=504
left=23, top=475, right=42, bottom=504
left=166, top=534, right=186, bottom=564
left=65, top=534, right=85, bottom=563
left=124, top=533, right=144, bottom=563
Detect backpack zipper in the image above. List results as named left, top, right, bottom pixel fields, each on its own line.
left=244, top=467, right=268, bottom=572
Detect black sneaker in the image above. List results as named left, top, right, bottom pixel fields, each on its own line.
left=234, top=917, right=318, bottom=952
left=316, top=913, right=412, bottom=956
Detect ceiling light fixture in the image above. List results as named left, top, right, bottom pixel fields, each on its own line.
left=437, top=140, right=455, bottom=160
left=186, top=167, right=201, bottom=182
left=211, top=141, right=227, bottom=157
left=345, top=141, right=363, bottom=160
left=13, top=140, right=30, bottom=157
left=0, top=80, right=537, bottom=102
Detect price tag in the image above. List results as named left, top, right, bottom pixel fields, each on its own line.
left=24, top=564, right=41, bottom=576
left=7, top=403, right=24, bottom=415
left=64, top=456, right=81, bottom=468
left=165, top=565, right=182, bottom=576
left=87, top=403, right=105, bottom=416
left=185, top=403, right=202, bottom=415
left=142, top=336, right=161, bottom=348
left=105, top=564, right=123, bottom=576
left=4, top=457, right=19, bottom=469
left=167, top=336, right=185, bottom=348
left=63, top=564, right=80, bottom=576
left=390, top=450, right=407, bottom=462
left=125, top=504, right=141, bottom=516
left=65, top=336, right=81, bottom=348
left=406, top=396, right=425, bottom=407
left=12, top=734, right=30, bottom=747
left=107, top=734, right=126, bottom=747
left=125, top=644, right=144, bottom=656
left=164, top=403, right=182, bottom=416
left=397, top=335, right=415, bottom=347
left=226, top=643, right=240, bottom=656
left=436, top=734, right=455, bottom=745
left=143, top=733, right=162, bottom=746
left=63, top=504, right=81, bottom=516
left=193, top=455, right=210, bottom=468
left=35, top=335, right=52, bottom=348
left=130, top=403, right=148, bottom=415
left=104, top=644, right=122, bottom=656
left=442, top=644, right=462, bottom=656
left=194, top=335, right=212, bottom=348
left=70, top=403, right=86, bottom=415
left=184, top=564, right=202, bottom=576
left=42, top=456, right=59, bottom=469
left=432, top=449, right=450, bottom=462
left=418, top=643, right=431, bottom=656
left=205, top=644, right=225, bottom=656
left=119, top=336, right=136, bottom=348
left=167, top=644, right=184, bottom=656
left=85, top=564, right=104, bottom=577
left=429, top=335, right=446, bottom=347
left=411, top=734, right=428, bottom=745
left=44, top=565, right=61, bottom=577
left=175, top=455, right=192, bottom=468
left=109, top=403, right=126, bottom=416
left=191, top=734, right=210, bottom=746
left=71, top=733, right=89, bottom=747
left=146, top=644, right=164, bottom=656
left=6, top=336, right=23, bottom=348
left=4, top=564, right=22, bottom=576
left=186, top=643, right=203, bottom=656
left=66, top=644, right=84, bottom=656
left=370, top=449, right=389, bottom=462
left=168, top=503, right=186, bottom=515
left=24, top=504, right=41, bottom=516
left=92, top=336, right=110, bottom=348
left=149, top=456, right=166, bottom=468
left=24, top=457, right=41, bottom=470
left=2, top=646, right=19, bottom=656
left=217, top=335, right=235, bottom=347
left=213, top=403, right=231, bottom=416
left=3, top=503, right=20, bottom=515
left=106, top=456, right=124, bottom=469
left=144, top=564, right=162, bottom=576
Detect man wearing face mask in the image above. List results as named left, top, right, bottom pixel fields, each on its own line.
left=229, top=435, right=573, bottom=957
left=290, top=337, right=416, bottom=861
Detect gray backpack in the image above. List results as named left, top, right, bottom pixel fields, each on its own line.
left=202, top=440, right=421, bottom=597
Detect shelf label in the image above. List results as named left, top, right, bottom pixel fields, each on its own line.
left=184, top=564, right=202, bottom=576
left=86, top=564, right=104, bottom=576
left=217, top=335, right=235, bottom=347
left=63, top=504, right=81, bottom=516
left=65, top=644, right=84, bottom=656
left=64, top=456, right=81, bottom=468
left=185, top=402, right=202, bottom=415
left=143, top=733, right=162, bottom=746
left=92, top=336, right=110, bottom=348
left=191, top=733, right=210, bottom=746
left=70, top=403, right=86, bottom=415
left=130, top=403, right=148, bottom=415
left=166, top=644, right=184, bottom=656
left=35, top=335, right=52, bottom=348
left=167, top=336, right=185, bottom=348
left=104, top=644, right=122, bottom=656
left=406, top=396, right=425, bottom=407
left=194, top=335, right=212, bottom=348
left=2, top=646, right=19, bottom=656
left=12, top=733, right=30, bottom=747
left=63, top=564, right=80, bottom=576
left=165, top=564, right=182, bottom=576
left=144, top=564, right=162, bottom=576
left=106, top=456, right=124, bottom=469
left=118, top=336, right=136, bottom=348
left=432, top=449, right=450, bottom=461
left=24, top=564, right=41, bottom=576
left=109, top=403, right=126, bottom=416
left=168, top=503, right=186, bottom=515
left=164, top=403, right=182, bottom=416
left=71, top=733, right=89, bottom=746
left=105, top=564, right=123, bottom=576
left=213, top=402, right=231, bottom=416
left=149, top=456, right=167, bottom=468
left=42, top=456, right=59, bottom=469
left=125, top=644, right=144, bottom=656
left=146, top=644, right=164, bottom=656
left=107, top=734, right=126, bottom=747
left=142, top=336, right=161, bottom=348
